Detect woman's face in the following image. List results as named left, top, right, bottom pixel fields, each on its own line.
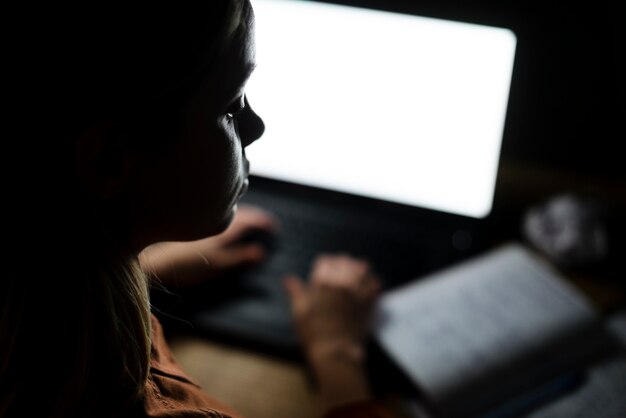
left=129, top=8, right=265, bottom=249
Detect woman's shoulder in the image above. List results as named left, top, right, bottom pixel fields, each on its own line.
left=134, top=314, right=243, bottom=418
left=138, top=371, right=242, bottom=418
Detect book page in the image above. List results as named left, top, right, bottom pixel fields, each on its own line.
left=374, top=243, right=600, bottom=416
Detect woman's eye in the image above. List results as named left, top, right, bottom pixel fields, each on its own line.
left=226, top=95, right=246, bottom=120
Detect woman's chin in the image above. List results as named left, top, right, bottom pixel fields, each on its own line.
left=213, top=205, right=238, bottom=235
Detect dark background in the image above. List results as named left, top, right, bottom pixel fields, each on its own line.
left=315, top=0, right=625, bottom=182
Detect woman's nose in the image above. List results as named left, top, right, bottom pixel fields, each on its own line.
left=239, top=96, right=265, bottom=148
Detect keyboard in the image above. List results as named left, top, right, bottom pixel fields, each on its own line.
left=239, top=185, right=457, bottom=287
left=156, top=180, right=477, bottom=354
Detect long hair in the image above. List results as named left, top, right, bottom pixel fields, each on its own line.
left=1, top=1, right=250, bottom=416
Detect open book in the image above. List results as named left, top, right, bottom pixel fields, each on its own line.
left=374, top=243, right=620, bottom=418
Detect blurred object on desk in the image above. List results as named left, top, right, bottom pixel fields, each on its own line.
left=522, top=193, right=609, bottom=269
left=520, top=192, right=626, bottom=282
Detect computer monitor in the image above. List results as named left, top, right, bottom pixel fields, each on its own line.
left=246, top=0, right=517, bottom=218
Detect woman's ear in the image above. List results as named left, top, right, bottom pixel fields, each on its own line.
left=75, top=121, right=133, bottom=200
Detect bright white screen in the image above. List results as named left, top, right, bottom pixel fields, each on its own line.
left=246, top=0, right=516, bottom=218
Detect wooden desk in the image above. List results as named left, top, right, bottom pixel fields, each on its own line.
left=168, top=334, right=417, bottom=418
left=168, top=335, right=318, bottom=418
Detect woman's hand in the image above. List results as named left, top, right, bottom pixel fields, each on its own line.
left=284, top=255, right=380, bottom=351
left=284, top=254, right=381, bottom=411
left=139, top=205, right=277, bottom=287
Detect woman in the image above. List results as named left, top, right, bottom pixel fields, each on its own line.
left=2, top=1, right=392, bottom=417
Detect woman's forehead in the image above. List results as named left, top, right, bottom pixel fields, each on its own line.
left=189, top=13, right=256, bottom=108
left=225, top=16, right=257, bottom=91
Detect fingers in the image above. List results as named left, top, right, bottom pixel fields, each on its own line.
left=310, top=254, right=381, bottom=298
left=211, top=244, right=266, bottom=269
left=237, top=204, right=278, bottom=228
left=220, top=205, right=278, bottom=243
left=283, top=274, right=307, bottom=314
left=285, top=254, right=381, bottom=351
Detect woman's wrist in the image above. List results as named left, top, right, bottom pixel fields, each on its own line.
left=306, top=338, right=365, bottom=366
left=305, top=339, right=371, bottom=412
